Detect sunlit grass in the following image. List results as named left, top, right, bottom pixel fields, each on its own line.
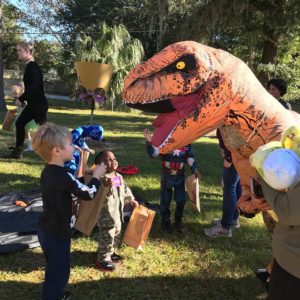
left=0, top=105, right=270, bottom=299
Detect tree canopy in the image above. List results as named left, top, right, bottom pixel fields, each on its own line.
left=3, top=0, right=300, bottom=108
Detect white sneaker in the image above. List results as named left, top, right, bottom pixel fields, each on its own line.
left=24, top=146, right=33, bottom=152
left=213, top=218, right=240, bottom=229
left=24, top=140, right=33, bottom=152
left=204, top=222, right=232, bottom=238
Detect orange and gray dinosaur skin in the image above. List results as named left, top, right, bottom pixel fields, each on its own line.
left=122, top=41, right=300, bottom=213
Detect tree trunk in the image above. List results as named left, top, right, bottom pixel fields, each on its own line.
left=257, top=0, right=284, bottom=84
left=157, top=0, right=169, bottom=51
left=0, top=2, right=7, bottom=112
left=257, top=29, right=279, bottom=84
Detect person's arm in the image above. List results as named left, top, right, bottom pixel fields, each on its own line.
left=143, top=128, right=159, bottom=157
left=185, top=145, right=201, bottom=178
left=19, top=64, right=42, bottom=102
left=64, top=163, right=106, bottom=200
left=123, top=181, right=135, bottom=203
left=260, top=179, right=300, bottom=225
left=64, top=172, right=100, bottom=200
left=121, top=177, right=138, bottom=206
left=146, top=142, right=159, bottom=157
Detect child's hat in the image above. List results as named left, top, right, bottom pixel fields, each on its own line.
left=262, top=148, right=300, bottom=190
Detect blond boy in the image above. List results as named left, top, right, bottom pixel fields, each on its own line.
left=32, top=123, right=106, bottom=300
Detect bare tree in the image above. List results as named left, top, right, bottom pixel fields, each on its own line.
left=16, top=0, right=64, bottom=45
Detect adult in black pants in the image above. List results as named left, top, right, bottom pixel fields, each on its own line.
left=8, top=41, right=48, bottom=159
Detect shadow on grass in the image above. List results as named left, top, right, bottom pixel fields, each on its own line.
left=47, top=110, right=153, bottom=132
left=0, top=173, right=40, bottom=193
left=0, top=155, right=45, bottom=166
left=0, top=274, right=267, bottom=300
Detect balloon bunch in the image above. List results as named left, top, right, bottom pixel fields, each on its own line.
left=250, top=126, right=300, bottom=191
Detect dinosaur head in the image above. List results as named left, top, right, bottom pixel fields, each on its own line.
left=122, top=41, right=235, bottom=153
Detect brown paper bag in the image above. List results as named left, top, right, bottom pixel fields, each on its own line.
left=123, top=205, right=155, bottom=250
left=185, top=174, right=200, bottom=212
left=77, top=151, right=90, bottom=178
left=2, top=110, right=17, bottom=131
left=75, top=174, right=109, bottom=235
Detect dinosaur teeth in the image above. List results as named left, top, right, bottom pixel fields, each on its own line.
left=158, top=126, right=177, bottom=150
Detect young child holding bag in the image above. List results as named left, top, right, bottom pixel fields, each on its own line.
left=94, top=150, right=139, bottom=271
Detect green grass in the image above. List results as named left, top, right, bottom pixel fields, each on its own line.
left=0, top=105, right=270, bottom=299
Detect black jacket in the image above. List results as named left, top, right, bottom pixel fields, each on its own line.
left=19, top=61, right=48, bottom=109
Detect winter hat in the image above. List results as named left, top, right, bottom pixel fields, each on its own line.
left=262, top=148, right=300, bottom=190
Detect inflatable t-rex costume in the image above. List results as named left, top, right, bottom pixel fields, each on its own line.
left=122, top=41, right=300, bottom=214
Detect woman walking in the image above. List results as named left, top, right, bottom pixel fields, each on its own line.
left=8, top=41, right=48, bottom=159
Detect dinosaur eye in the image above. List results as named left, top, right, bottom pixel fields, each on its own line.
left=176, top=61, right=186, bottom=70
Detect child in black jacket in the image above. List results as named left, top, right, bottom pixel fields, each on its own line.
left=32, top=123, right=106, bottom=300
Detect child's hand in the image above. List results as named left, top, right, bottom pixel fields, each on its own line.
left=15, top=99, right=22, bottom=107
left=143, top=128, right=153, bottom=143
left=223, top=160, right=232, bottom=168
left=101, top=177, right=113, bottom=187
left=93, top=162, right=107, bottom=178
left=88, top=148, right=95, bottom=155
left=252, top=196, right=271, bottom=211
left=193, top=168, right=202, bottom=179
left=131, top=199, right=139, bottom=207
left=74, top=145, right=83, bottom=152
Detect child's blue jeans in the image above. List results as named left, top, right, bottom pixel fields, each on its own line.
left=160, top=173, right=186, bottom=223
left=38, top=227, right=71, bottom=300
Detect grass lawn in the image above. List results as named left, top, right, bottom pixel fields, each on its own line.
left=0, top=103, right=270, bottom=300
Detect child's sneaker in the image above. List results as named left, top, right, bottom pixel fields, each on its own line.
left=24, top=141, right=33, bottom=152
left=204, top=222, right=232, bottom=238
left=95, top=260, right=116, bottom=271
left=111, top=252, right=123, bottom=263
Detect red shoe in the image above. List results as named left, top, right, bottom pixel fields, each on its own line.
left=117, top=165, right=139, bottom=175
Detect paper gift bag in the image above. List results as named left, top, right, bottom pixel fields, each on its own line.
left=185, top=174, right=201, bottom=212
left=2, top=110, right=17, bottom=131
left=123, top=205, right=155, bottom=250
left=77, top=151, right=90, bottom=178
left=75, top=175, right=109, bottom=235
